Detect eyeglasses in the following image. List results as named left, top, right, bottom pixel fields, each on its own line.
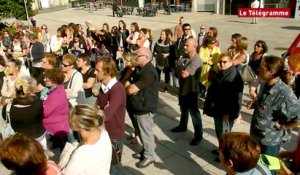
left=200, top=28, right=205, bottom=30
left=219, top=61, right=229, bottom=64
left=61, top=63, right=71, bottom=67
left=184, top=28, right=191, bottom=31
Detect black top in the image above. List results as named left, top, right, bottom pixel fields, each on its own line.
left=37, top=71, right=46, bottom=87
left=29, top=41, right=44, bottom=63
left=0, top=71, right=5, bottom=96
left=204, top=65, right=244, bottom=119
left=81, top=67, right=95, bottom=98
left=175, top=35, right=193, bottom=59
left=117, top=29, right=130, bottom=51
left=248, top=52, right=263, bottom=75
left=128, top=62, right=159, bottom=114
left=153, top=42, right=172, bottom=68
left=2, top=95, right=45, bottom=138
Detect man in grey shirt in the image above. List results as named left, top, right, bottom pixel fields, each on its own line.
left=171, top=38, right=203, bottom=145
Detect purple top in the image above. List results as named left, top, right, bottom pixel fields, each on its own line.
left=96, top=81, right=126, bottom=139
left=42, top=85, right=70, bottom=136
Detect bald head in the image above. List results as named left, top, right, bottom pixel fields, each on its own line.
left=136, top=47, right=152, bottom=67
left=187, top=38, right=197, bottom=49
left=184, top=38, right=197, bottom=56
left=137, top=47, right=152, bottom=60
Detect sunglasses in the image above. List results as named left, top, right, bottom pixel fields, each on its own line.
left=61, top=63, right=71, bottom=67
left=184, top=28, right=191, bottom=31
left=255, top=44, right=262, bottom=48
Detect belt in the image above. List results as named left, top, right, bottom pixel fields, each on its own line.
left=134, top=111, right=151, bottom=115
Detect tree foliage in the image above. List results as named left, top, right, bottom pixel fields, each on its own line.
left=0, top=0, right=36, bottom=20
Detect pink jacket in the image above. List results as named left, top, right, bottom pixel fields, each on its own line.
left=42, top=85, right=70, bottom=136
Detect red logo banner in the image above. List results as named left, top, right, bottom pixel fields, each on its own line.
left=238, top=8, right=291, bottom=18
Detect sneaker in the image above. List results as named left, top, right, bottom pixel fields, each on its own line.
left=136, top=158, right=155, bottom=168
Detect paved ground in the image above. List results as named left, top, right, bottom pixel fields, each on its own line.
left=1, top=7, right=300, bottom=175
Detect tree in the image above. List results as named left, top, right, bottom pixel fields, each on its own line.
left=0, top=0, right=36, bottom=20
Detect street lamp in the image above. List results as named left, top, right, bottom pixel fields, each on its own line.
left=24, top=0, right=31, bottom=26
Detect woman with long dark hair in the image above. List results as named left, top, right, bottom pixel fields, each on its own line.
left=126, top=22, right=139, bottom=52
left=248, top=40, right=268, bottom=100
left=153, top=29, right=173, bottom=91
left=117, top=20, right=129, bottom=52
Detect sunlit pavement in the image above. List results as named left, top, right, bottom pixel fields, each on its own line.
left=0, top=7, right=299, bottom=175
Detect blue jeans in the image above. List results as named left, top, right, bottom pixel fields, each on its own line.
left=110, top=138, right=124, bottom=175
left=260, top=144, right=281, bottom=156
left=213, top=116, right=234, bottom=141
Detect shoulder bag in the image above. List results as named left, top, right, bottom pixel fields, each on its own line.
left=68, top=71, right=87, bottom=105
left=1, top=103, right=14, bottom=140
left=241, top=64, right=256, bottom=82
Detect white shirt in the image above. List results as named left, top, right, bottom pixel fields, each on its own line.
left=63, top=129, right=112, bottom=175
left=251, top=0, right=260, bottom=8
left=143, top=39, right=150, bottom=48
left=67, top=69, right=84, bottom=106
left=101, top=77, right=117, bottom=93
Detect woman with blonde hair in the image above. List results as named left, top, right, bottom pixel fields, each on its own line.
left=1, top=76, right=46, bottom=148
left=62, top=53, right=86, bottom=107
left=1, top=59, right=23, bottom=104
left=231, top=36, right=249, bottom=71
left=38, top=24, right=51, bottom=52
left=231, top=36, right=249, bottom=124
left=63, top=104, right=112, bottom=175
left=119, top=52, right=140, bottom=144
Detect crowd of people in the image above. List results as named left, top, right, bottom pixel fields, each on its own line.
left=0, top=15, right=299, bottom=175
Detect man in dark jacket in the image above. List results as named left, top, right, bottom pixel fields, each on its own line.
left=126, top=47, right=159, bottom=168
